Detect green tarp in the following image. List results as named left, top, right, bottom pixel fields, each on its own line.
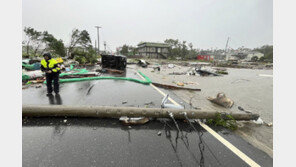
left=44, top=71, right=151, bottom=85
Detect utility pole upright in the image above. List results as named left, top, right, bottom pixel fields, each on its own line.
left=95, top=26, right=102, bottom=55
left=104, top=41, right=106, bottom=52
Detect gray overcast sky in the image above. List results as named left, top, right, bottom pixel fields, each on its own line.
left=22, top=0, right=273, bottom=51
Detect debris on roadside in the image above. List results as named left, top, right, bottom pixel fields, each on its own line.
left=137, top=59, right=149, bottom=68
left=195, top=67, right=220, bottom=76
left=35, top=84, right=42, bottom=88
left=238, top=106, right=252, bottom=114
left=207, top=93, right=234, bottom=108
left=157, top=131, right=162, bottom=136
left=153, top=66, right=161, bottom=71
left=103, top=68, right=125, bottom=74
left=177, top=82, right=184, bottom=86
left=119, top=116, right=150, bottom=125
left=122, top=101, right=128, bottom=104
left=144, top=101, right=155, bottom=106
left=252, top=117, right=264, bottom=125
left=168, top=64, right=175, bottom=68
left=168, top=72, right=187, bottom=75
left=212, top=67, right=228, bottom=75
left=152, top=82, right=201, bottom=91
left=161, top=94, right=184, bottom=109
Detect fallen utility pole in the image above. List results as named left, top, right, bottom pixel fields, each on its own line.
left=22, top=105, right=259, bottom=120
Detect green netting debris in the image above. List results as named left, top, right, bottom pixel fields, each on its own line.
left=22, top=74, right=30, bottom=80
left=22, top=63, right=35, bottom=70
left=59, top=68, right=88, bottom=77
left=44, top=71, right=152, bottom=85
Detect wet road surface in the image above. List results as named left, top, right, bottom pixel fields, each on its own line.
left=139, top=66, right=273, bottom=156
left=22, top=69, right=272, bottom=166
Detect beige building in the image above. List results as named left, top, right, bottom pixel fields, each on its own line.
left=137, top=42, right=170, bottom=59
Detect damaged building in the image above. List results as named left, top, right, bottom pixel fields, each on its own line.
left=137, top=42, right=170, bottom=59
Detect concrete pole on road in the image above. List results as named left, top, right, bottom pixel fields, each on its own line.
left=95, top=26, right=101, bottom=55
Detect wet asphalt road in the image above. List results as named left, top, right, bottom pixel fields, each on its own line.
left=22, top=69, right=272, bottom=167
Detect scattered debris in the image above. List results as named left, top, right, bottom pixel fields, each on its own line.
left=216, top=70, right=228, bottom=75
left=104, top=68, right=125, bottom=74
left=252, top=117, right=264, bottom=125
left=144, top=102, right=155, bottom=106
left=119, top=116, right=150, bottom=125
left=161, top=94, right=184, bottom=109
left=238, top=106, right=252, bottom=114
left=157, top=131, right=162, bottom=136
left=63, top=119, right=67, bottom=123
left=122, top=101, right=128, bottom=104
left=168, top=64, right=175, bottom=68
left=137, top=59, right=149, bottom=68
left=152, top=82, right=201, bottom=91
left=153, top=66, right=160, bottom=71
left=195, top=67, right=220, bottom=76
left=265, top=122, right=273, bottom=127
left=207, top=93, right=234, bottom=108
left=168, top=72, right=187, bottom=75
left=176, top=82, right=184, bottom=86
left=35, top=84, right=42, bottom=88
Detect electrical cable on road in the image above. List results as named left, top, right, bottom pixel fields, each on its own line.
left=183, top=112, right=224, bottom=167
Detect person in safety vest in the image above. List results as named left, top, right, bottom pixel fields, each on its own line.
left=41, top=53, right=61, bottom=95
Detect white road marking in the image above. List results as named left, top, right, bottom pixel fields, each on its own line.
left=137, top=71, right=261, bottom=167
left=259, top=74, right=273, bottom=77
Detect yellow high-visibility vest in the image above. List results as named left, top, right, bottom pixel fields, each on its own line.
left=41, top=58, right=60, bottom=73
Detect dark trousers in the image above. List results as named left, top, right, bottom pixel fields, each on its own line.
left=46, top=73, right=59, bottom=94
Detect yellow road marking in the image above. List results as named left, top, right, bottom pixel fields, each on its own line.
left=137, top=71, right=261, bottom=167
left=197, top=120, right=261, bottom=167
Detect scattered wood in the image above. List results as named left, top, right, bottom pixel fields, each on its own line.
left=152, top=82, right=201, bottom=91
